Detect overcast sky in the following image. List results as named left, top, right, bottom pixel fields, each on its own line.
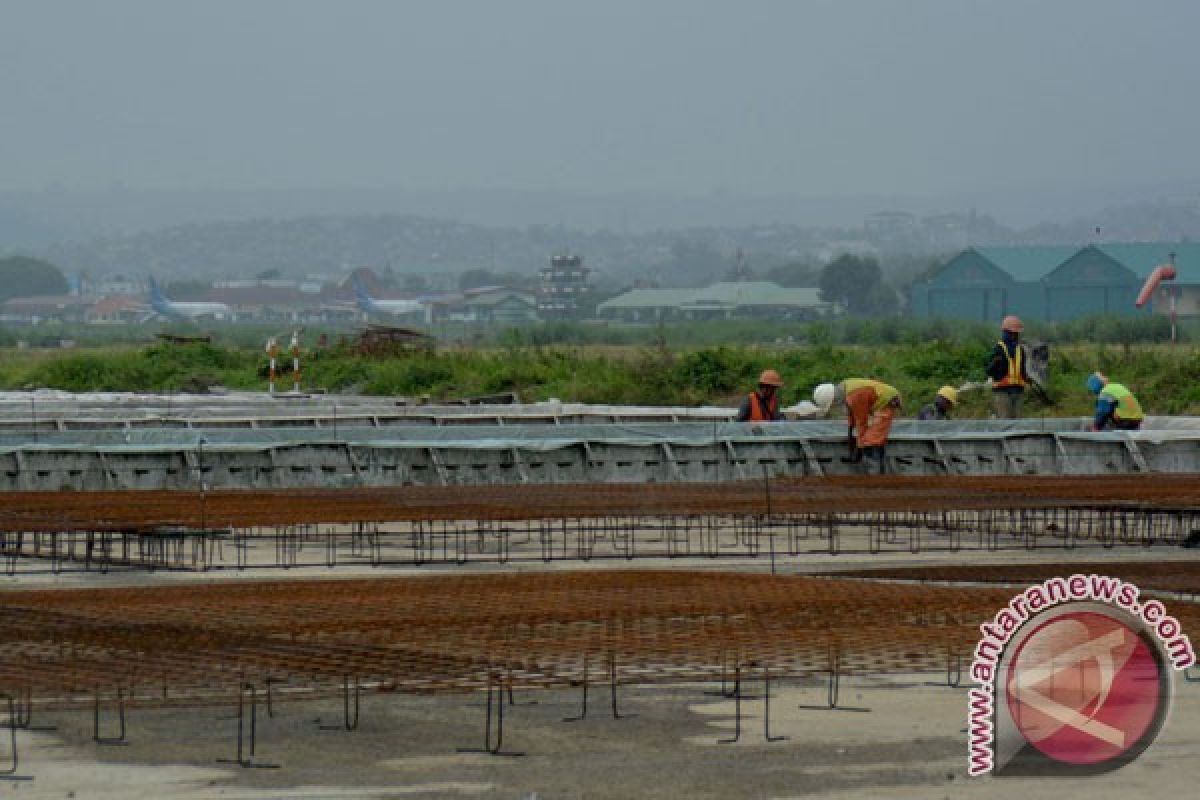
left=4, top=0, right=1199, bottom=204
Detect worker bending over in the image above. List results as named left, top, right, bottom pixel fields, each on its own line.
left=986, top=315, right=1029, bottom=419
left=737, top=369, right=785, bottom=422
left=1087, top=372, right=1144, bottom=431
left=814, top=379, right=902, bottom=474
left=918, top=386, right=958, bottom=420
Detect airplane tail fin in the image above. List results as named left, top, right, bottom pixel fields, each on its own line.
left=352, top=275, right=373, bottom=311
left=148, top=276, right=167, bottom=307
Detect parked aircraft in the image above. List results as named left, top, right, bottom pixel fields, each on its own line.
left=148, top=277, right=233, bottom=320
left=352, top=275, right=424, bottom=316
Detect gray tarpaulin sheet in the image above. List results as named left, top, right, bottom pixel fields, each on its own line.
left=2, top=418, right=1199, bottom=454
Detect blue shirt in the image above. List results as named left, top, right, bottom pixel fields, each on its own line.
left=1094, top=394, right=1119, bottom=430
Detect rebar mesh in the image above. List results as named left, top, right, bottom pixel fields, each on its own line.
left=11, top=571, right=1164, bottom=711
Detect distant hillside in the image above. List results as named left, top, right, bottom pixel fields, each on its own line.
left=31, top=201, right=1200, bottom=291
left=41, top=214, right=838, bottom=288
left=45, top=215, right=593, bottom=283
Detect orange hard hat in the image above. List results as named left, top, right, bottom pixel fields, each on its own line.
left=1001, top=315, right=1024, bottom=333
left=758, top=369, right=783, bottom=387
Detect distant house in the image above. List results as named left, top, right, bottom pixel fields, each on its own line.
left=427, top=287, right=539, bottom=323
left=208, top=285, right=313, bottom=321
left=910, top=242, right=1200, bottom=322
left=0, top=295, right=94, bottom=324
left=598, top=281, right=831, bottom=322
left=86, top=295, right=147, bottom=324
left=461, top=287, right=539, bottom=323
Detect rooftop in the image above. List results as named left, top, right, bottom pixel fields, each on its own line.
left=599, top=282, right=826, bottom=311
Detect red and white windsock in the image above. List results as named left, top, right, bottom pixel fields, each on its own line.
left=290, top=330, right=301, bottom=393
left=1135, top=259, right=1177, bottom=308
left=266, top=336, right=279, bottom=394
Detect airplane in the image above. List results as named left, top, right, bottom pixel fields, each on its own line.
left=148, top=277, right=233, bottom=321
left=352, top=275, right=424, bottom=316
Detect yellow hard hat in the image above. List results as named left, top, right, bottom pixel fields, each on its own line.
left=758, top=369, right=783, bottom=387
left=936, top=386, right=958, bottom=405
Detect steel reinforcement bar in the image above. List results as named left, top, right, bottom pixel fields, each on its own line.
left=1, top=476, right=1197, bottom=572
left=1, top=475, right=1199, bottom=531
left=10, top=570, right=1178, bottom=711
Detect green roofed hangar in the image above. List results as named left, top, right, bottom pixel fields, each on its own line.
left=910, top=242, right=1200, bottom=321
left=597, top=281, right=832, bottom=322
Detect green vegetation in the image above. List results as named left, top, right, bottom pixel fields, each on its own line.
left=817, top=254, right=899, bottom=315
left=0, top=256, right=68, bottom=301
left=1, top=329, right=1197, bottom=416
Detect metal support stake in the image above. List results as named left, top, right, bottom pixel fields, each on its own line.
left=218, top=684, right=279, bottom=768
left=10, top=688, right=52, bottom=733
left=92, top=687, right=128, bottom=745
left=263, top=677, right=278, bottom=718
left=798, top=650, right=868, bottom=713
left=1, top=694, right=19, bottom=777
left=947, top=653, right=962, bottom=688
left=764, top=666, right=787, bottom=742
left=718, top=663, right=742, bottom=744
left=564, top=659, right=589, bottom=722
left=458, top=674, right=524, bottom=757
left=321, top=675, right=361, bottom=731
left=609, top=653, right=625, bottom=719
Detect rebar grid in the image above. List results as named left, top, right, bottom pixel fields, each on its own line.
left=1, top=475, right=1199, bottom=534
left=4, top=571, right=1142, bottom=712
left=2, top=475, right=1197, bottom=573
left=2, top=506, right=1195, bottom=574
left=829, top=561, right=1200, bottom=595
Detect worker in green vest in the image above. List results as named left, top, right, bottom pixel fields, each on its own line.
left=1086, top=372, right=1145, bottom=431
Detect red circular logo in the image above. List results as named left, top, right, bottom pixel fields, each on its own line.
left=1005, top=611, right=1165, bottom=766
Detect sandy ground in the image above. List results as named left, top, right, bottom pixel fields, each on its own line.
left=3, top=670, right=1198, bottom=799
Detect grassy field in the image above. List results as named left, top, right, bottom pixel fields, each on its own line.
left=1, top=332, right=1197, bottom=417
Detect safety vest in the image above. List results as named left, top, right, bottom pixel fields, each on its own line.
left=746, top=392, right=778, bottom=421
left=1101, top=383, right=1144, bottom=422
left=842, top=379, right=898, bottom=411
left=993, top=341, right=1025, bottom=388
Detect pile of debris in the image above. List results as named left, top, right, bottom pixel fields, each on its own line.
left=349, top=324, right=434, bottom=357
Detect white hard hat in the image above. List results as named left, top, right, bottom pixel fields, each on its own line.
left=813, top=383, right=837, bottom=413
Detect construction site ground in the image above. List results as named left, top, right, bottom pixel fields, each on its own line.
left=9, top=671, right=1200, bottom=800
left=3, top=540, right=1199, bottom=799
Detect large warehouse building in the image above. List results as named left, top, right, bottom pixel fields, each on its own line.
left=909, top=241, right=1199, bottom=321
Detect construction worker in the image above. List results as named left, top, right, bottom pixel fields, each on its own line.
left=986, top=315, right=1030, bottom=419
left=1086, top=372, right=1145, bottom=431
left=918, top=386, right=958, bottom=420
left=814, top=379, right=902, bottom=474
left=737, top=369, right=785, bottom=422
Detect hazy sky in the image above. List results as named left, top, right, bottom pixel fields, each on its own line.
left=5, top=0, right=1200, bottom=200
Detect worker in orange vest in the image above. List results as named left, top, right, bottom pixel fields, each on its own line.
left=737, top=369, right=785, bottom=422
left=986, top=315, right=1030, bottom=419
left=814, top=379, right=902, bottom=473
